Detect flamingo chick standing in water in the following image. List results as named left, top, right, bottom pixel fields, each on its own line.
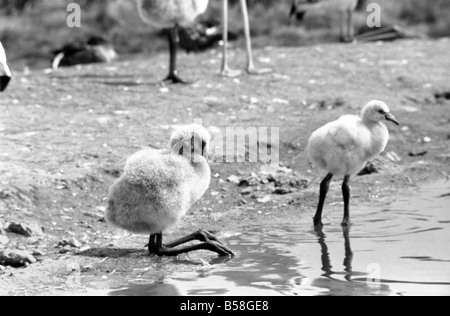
left=106, top=124, right=234, bottom=257
left=307, top=100, right=400, bottom=227
left=136, top=0, right=209, bottom=83
left=0, top=42, right=12, bottom=92
left=221, top=0, right=272, bottom=77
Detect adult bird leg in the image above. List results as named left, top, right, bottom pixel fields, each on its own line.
left=347, top=10, right=355, bottom=42
left=221, top=0, right=243, bottom=77
left=239, top=0, right=273, bottom=75
left=164, top=25, right=186, bottom=84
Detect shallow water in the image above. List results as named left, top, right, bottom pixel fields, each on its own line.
left=108, top=180, right=450, bottom=296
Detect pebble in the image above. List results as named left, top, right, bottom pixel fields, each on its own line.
left=5, top=222, right=44, bottom=238
left=0, top=250, right=37, bottom=268
left=227, top=175, right=241, bottom=184
left=0, top=235, right=9, bottom=246
left=257, top=195, right=272, bottom=204
left=58, top=238, right=82, bottom=249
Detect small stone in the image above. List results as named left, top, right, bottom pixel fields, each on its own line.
left=238, top=199, right=247, bottom=206
left=32, top=250, right=46, bottom=257
left=409, top=151, right=428, bottom=157
left=0, top=235, right=9, bottom=246
left=0, top=250, right=36, bottom=267
left=240, top=187, right=253, bottom=196
left=257, top=195, right=271, bottom=204
left=272, top=98, right=289, bottom=105
left=272, top=187, right=295, bottom=195
left=227, top=175, right=241, bottom=184
left=58, top=237, right=82, bottom=249
left=5, top=222, right=44, bottom=238
left=59, top=246, right=73, bottom=254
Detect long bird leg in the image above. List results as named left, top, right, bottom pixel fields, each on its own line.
left=240, top=0, right=272, bottom=75
left=220, top=0, right=242, bottom=77
left=148, top=233, right=234, bottom=257
left=314, top=173, right=333, bottom=227
left=164, top=25, right=186, bottom=84
left=342, top=175, right=352, bottom=227
left=339, top=11, right=346, bottom=42
left=347, top=9, right=355, bottom=42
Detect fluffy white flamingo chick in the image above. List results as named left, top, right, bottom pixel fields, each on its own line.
left=307, top=100, right=399, bottom=227
left=106, top=124, right=234, bottom=257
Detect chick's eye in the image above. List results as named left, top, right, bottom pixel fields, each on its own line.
left=378, top=110, right=385, bottom=114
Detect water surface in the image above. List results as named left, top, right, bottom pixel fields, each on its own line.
left=108, top=180, right=450, bottom=296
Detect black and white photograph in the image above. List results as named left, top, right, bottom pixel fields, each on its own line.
left=0, top=0, right=449, bottom=298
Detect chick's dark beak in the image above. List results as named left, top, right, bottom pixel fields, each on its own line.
left=385, top=113, right=400, bottom=126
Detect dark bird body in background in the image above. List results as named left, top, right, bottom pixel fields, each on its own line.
left=52, top=36, right=117, bottom=70
left=178, top=22, right=238, bottom=54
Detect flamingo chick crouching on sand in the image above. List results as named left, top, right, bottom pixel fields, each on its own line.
left=106, top=124, right=234, bottom=257
left=0, top=42, right=12, bottom=92
left=307, top=100, right=400, bottom=227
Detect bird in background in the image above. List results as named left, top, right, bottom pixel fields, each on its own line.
left=307, top=100, right=400, bottom=228
left=136, top=0, right=210, bottom=83
left=52, top=36, right=118, bottom=70
left=106, top=124, right=235, bottom=258
left=290, top=0, right=359, bottom=43
left=135, top=0, right=271, bottom=83
left=0, top=41, right=12, bottom=92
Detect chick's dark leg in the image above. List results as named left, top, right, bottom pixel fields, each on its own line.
left=165, top=230, right=227, bottom=248
left=164, top=25, right=186, bottom=84
left=342, top=175, right=351, bottom=227
left=314, top=173, right=333, bottom=227
left=148, top=232, right=234, bottom=257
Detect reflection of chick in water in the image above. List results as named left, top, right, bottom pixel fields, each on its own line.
left=312, top=228, right=394, bottom=296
